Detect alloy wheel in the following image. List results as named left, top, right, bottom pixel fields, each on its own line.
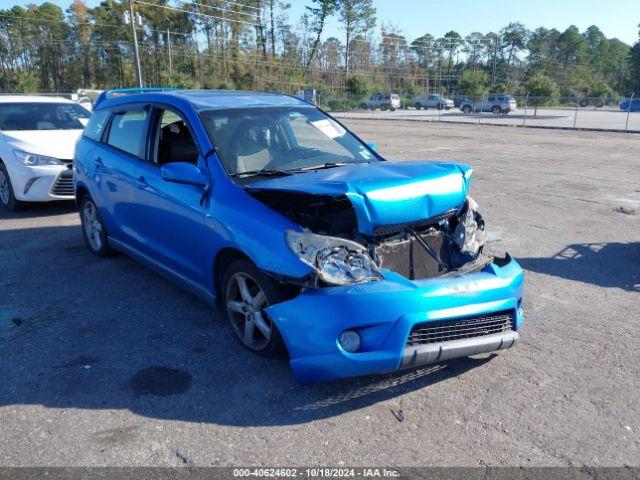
left=82, top=200, right=103, bottom=251
left=0, top=170, right=9, bottom=205
left=225, top=272, right=272, bottom=350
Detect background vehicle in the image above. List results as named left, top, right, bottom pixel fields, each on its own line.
left=620, top=98, right=640, bottom=112
left=360, top=93, right=401, bottom=111
left=75, top=88, right=524, bottom=384
left=413, top=94, right=454, bottom=110
left=0, top=95, right=90, bottom=210
left=452, top=95, right=468, bottom=108
left=460, top=94, right=517, bottom=114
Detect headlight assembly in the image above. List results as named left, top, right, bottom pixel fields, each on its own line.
left=14, top=149, right=64, bottom=166
left=285, top=230, right=381, bottom=286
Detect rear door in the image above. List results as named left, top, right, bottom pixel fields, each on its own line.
left=98, top=104, right=151, bottom=243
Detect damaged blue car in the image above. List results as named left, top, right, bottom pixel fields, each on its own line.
left=74, top=89, right=524, bottom=384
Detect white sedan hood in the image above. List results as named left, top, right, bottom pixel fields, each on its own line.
left=1, top=129, right=83, bottom=161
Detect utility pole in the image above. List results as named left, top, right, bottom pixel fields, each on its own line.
left=167, top=28, right=172, bottom=75
left=129, top=0, right=143, bottom=88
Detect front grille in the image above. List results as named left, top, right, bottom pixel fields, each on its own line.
left=407, top=311, right=514, bottom=346
left=51, top=171, right=74, bottom=197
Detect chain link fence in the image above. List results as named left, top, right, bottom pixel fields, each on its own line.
left=3, top=89, right=638, bottom=132
left=315, top=91, right=640, bottom=133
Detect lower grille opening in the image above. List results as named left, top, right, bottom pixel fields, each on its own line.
left=407, top=310, right=514, bottom=346
left=51, top=171, right=74, bottom=197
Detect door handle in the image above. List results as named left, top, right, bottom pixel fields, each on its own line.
left=135, top=175, right=148, bottom=189
left=93, top=157, right=103, bottom=165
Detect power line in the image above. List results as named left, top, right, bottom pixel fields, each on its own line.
left=134, top=0, right=266, bottom=28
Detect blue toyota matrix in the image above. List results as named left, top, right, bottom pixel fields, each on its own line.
left=74, top=88, right=524, bottom=384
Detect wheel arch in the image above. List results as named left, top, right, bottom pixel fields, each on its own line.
left=213, top=247, right=251, bottom=304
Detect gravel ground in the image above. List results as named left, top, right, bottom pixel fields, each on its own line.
left=0, top=122, right=638, bottom=467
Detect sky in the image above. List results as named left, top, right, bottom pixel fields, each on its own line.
left=8, top=0, right=640, bottom=46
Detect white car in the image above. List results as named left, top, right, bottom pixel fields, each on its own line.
left=413, top=94, right=454, bottom=110
left=0, top=96, right=90, bottom=210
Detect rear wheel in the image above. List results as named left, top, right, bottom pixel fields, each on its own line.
left=0, top=163, right=25, bottom=211
left=80, top=195, right=115, bottom=257
left=462, top=105, right=473, bottom=114
left=414, top=103, right=422, bottom=110
left=222, top=259, right=287, bottom=358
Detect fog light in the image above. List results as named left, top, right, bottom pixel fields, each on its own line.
left=339, top=330, right=361, bottom=353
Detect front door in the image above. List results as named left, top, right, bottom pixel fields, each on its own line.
left=123, top=106, right=211, bottom=286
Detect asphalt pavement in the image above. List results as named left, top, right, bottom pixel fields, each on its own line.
left=0, top=122, right=638, bottom=467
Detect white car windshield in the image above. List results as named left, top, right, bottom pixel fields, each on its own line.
left=0, top=103, right=90, bottom=131
left=201, top=106, right=379, bottom=179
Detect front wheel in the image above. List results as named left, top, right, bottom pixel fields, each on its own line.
left=492, top=105, right=502, bottom=114
left=80, top=195, right=115, bottom=257
left=0, top=163, right=25, bottom=211
left=222, top=259, right=288, bottom=358
left=462, top=105, right=472, bottom=114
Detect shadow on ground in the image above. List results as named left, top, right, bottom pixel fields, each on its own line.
left=0, top=200, right=76, bottom=219
left=0, top=223, right=494, bottom=427
left=518, top=243, right=640, bottom=292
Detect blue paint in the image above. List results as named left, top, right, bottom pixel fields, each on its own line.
left=75, top=89, right=525, bottom=384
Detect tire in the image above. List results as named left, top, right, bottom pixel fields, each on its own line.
left=390, top=107, right=396, bottom=112
left=414, top=103, right=422, bottom=110
left=360, top=103, right=368, bottom=109
left=462, top=105, right=472, bottom=114
left=437, top=103, right=443, bottom=110
left=222, top=258, right=288, bottom=358
left=579, top=99, right=589, bottom=108
left=491, top=105, right=502, bottom=114
left=0, top=163, right=26, bottom=211
left=381, top=105, right=388, bottom=111
left=79, top=194, right=115, bottom=257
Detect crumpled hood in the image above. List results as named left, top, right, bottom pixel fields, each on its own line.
left=1, top=129, right=83, bottom=161
left=249, top=161, right=472, bottom=236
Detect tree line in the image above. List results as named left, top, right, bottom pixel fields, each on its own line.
left=0, top=0, right=638, bottom=104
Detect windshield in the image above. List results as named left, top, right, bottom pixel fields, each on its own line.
left=201, top=106, right=379, bottom=179
left=0, top=102, right=90, bottom=131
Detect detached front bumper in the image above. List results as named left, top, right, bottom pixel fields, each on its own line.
left=265, top=256, right=524, bottom=384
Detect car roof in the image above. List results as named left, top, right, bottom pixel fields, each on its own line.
left=0, top=95, right=75, bottom=104
left=95, top=89, right=310, bottom=112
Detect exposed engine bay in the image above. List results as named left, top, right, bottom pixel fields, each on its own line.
left=248, top=189, right=488, bottom=282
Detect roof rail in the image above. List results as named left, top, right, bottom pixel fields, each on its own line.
left=94, top=87, right=182, bottom=108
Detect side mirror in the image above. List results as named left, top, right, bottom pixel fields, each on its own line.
left=160, top=162, right=207, bottom=187
left=368, top=143, right=378, bottom=153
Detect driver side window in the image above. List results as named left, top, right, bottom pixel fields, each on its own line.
left=153, top=109, right=199, bottom=166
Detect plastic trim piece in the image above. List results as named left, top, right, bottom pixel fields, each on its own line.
left=399, top=330, right=519, bottom=369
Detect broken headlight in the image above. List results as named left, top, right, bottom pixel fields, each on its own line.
left=285, top=230, right=381, bottom=286
left=453, top=197, right=487, bottom=257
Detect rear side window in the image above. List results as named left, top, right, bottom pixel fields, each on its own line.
left=107, top=109, right=148, bottom=158
left=83, top=109, right=110, bottom=141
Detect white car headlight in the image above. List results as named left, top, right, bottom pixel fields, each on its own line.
left=13, top=149, right=64, bottom=166
left=286, top=230, right=381, bottom=286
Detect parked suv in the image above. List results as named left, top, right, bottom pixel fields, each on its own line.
left=75, top=88, right=524, bottom=384
left=460, top=94, right=517, bottom=114
left=0, top=95, right=90, bottom=210
left=413, top=94, right=454, bottom=110
left=361, top=93, right=401, bottom=111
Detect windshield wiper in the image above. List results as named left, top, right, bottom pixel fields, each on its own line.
left=298, top=162, right=351, bottom=171
left=230, top=169, right=294, bottom=178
